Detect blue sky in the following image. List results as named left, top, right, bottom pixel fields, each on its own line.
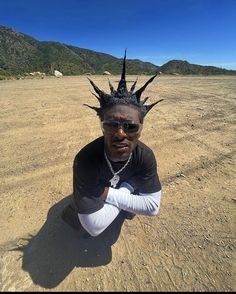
left=1, top=0, right=236, bottom=69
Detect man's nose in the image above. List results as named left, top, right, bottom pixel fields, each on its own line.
left=114, top=127, right=128, bottom=139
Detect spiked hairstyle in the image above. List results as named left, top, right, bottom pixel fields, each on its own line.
left=84, top=51, right=163, bottom=123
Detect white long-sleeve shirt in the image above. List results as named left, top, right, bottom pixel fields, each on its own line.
left=78, top=184, right=161, bottom=237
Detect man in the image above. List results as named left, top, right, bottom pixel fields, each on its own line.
left=62, top=52, right=163, bottom=237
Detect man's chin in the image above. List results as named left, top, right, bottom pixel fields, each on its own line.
left=109, top=148, right=131, bottom=162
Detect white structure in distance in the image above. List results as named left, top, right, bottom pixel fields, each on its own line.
left=54, top=70, right=63, bottom=78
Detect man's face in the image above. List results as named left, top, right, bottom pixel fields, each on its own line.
left=102, top=104, right=143, bottom=162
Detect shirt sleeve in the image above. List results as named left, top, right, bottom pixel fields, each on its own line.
left=78, top=203, right=121, bottom=237
left=106, top=187, right=162, bottom=216
left=73, top=154, right=104, bottom=214
left=127, top=149, right=161, bottom=193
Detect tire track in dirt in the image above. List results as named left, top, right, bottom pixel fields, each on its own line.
left=160, top=150, right=235, bottom=186
left=0, top=164, right=71, bottom=192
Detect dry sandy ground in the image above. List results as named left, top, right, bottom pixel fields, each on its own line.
left=0, top=75, right=235, bottom=291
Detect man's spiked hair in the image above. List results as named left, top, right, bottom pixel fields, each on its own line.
left=84, top=50, right=163, bottom=123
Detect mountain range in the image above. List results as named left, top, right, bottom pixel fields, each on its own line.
left=1, top=25, right=235, bottom=76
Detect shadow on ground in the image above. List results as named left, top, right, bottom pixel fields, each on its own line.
left=16, top=195, right=125, bottom=289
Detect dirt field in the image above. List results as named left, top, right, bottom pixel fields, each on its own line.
left=0, top=75, right=235, bottom=291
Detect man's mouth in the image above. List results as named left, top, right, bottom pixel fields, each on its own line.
left=112, top=142, right=129, bottom=151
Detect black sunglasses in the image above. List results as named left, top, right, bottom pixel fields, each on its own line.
left=101, top=121, right=141, bottom=134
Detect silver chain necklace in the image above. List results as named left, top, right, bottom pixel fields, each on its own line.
left=104, top=150, right=132, bottom=188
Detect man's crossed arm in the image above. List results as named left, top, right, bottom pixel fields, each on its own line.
left=78, top=184, right=161, bottom=237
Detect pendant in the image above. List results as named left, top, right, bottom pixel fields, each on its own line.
left=110, top=174, right=120, bottom=188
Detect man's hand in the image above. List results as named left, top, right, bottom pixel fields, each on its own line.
left=101, top=187, right=109, bottom=201
left=101, top=182, right=134, bottom=201
left=119, top=182, right=134, bottom=193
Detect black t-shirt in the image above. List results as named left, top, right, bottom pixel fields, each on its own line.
left=73, top=136, right=161, bottom=214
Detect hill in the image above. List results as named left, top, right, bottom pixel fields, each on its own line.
left=0, top=25, right=235, bottom=76
left=0, top=26, right=159, bottom=76
left=161, top=60, right=236, bottom=75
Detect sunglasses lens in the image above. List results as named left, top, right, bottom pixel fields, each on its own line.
left=102, top=121, right=119, bottom=132
left=123, top=123, right=140, bottom=133
left=102, top=121, right=140, bottom=134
